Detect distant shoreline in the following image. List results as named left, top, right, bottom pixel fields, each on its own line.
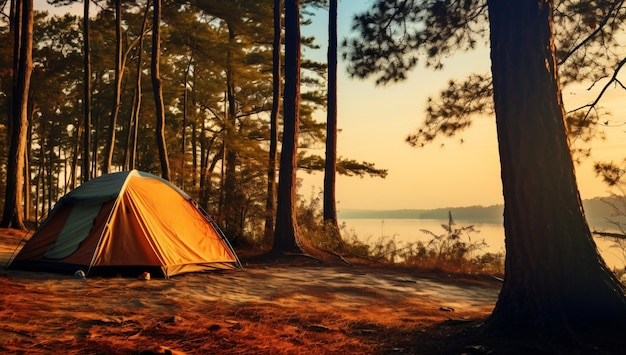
left=338, top=204, right=503, bottom=222
left=338, top=197, right=618, bottom=226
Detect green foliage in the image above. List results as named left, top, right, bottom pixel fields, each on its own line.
left=298, top=154, right=388, bottom=178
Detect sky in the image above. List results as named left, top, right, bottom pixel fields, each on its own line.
left=35, top=0, right=626, bottom=211
left=299, top=1, right=626, bottom=211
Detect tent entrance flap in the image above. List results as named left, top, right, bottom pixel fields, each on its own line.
left=43, top=203, right=103, bottom=260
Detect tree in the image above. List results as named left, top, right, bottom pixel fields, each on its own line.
left=345, top=1, right=626, bottom=156
left=151, top=0, right=170, bottom=180
left=82, top=0, right=91, bottom=181
left=485, top=0, right=626, bottom=331
left=1, top=0, right=33, bottom=229
left=125, top=0, right=150, bottom=171
left=273, top=0, right=302, bottom=253
left=30, top=12, right=84, bottom=216
left=103, top=0, right=122, bottom=174
left=183, top=0, right=276, bottom=241
left=346, top=0, right=626, bottom=333
left=323, top=0, right=341, bottom=248
left=264, top=0, right=282, bottom=245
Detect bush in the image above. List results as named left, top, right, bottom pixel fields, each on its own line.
left=290, top=192, right=504, bottom=275
left=340, top=211, right=504, bottom=275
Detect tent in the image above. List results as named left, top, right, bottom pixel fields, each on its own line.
left=9, top=170, right=241, bottom=278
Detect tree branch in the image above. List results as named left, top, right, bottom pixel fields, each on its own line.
left=567, top=56, right=626, bottom=119
left=558, top=0, right=625, bottom=66
left=593, top=230, right=626, bottom=239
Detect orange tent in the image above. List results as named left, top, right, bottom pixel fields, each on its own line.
left=9, top=170, right=241, bottom=278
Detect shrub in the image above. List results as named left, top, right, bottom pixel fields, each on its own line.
left=341, top=211, right=504, bottom=275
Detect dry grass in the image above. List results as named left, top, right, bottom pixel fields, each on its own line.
left=0, top=228, right=502, bottom=354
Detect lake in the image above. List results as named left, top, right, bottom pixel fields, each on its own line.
left=340, top=218, right=625, bottom=270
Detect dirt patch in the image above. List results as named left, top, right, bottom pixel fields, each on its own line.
left=0, top=228, right=502, bottom=354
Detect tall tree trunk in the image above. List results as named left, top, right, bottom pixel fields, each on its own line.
left=82, top=0, right=91, bottom=182
left=263, top=0, right=282, bottom=247
left=35, top=150, right=42, bottom=225
left=124, top=87, right=136, bottom=171
left=199, top=119, right=208, bottom=206
left=128, top=0, right=149, bottom=170
left=47, top=142, right=53, bottom=212
left=273, top=0, right=301, bottom=253
left=91, top=109, right=99, bottom=175
left=104, top=0, right=123, bottom=174
left=38, top=120, right=46, bottom=218
left=181, top=41, right=196, bottom=188
left=486, top=0, right=626, bottom=332
left=70, top=122, right=82, bottom=189
left=24, top=108, right=33, bottom=222
left=223, top=22, right=242, bottom=242
left=151, top=0, right=170, bottom=180
left=8, top=0, right=20, bottom=137
left=323, top=0, right=342, bottom=248
left=191, top=121, right=198, bottom=188
left=1, top=0, right=33, bottom=229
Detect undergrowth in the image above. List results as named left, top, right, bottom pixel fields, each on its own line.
left=294, top=190, right=504, bottom=276
left=339, top=212, right=504, bottom=276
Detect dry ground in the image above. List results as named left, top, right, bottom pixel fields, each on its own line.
left=2, top=228, right=622, bottom=354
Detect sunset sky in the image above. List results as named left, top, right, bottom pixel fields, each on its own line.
left=36, top=1, right=626, bottom=211
left=301, top=2, right=626, bottom=211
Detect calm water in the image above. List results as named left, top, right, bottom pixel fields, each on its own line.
left=340, top=218, right=625, bottom=270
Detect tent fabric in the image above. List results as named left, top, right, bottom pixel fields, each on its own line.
left=43, top=202, right=102, bottom=260
left=9, top=170, right=241, bottom=278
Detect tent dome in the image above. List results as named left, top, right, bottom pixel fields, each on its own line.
left=9, top=170, right=241, bottom=278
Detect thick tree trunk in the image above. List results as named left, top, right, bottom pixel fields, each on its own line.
left=82, top=0, right=91, bottom=182
left=104, top=0, right=123, bottom=174
left=263, top=0, right=282, bottom=246
left=152, top=0, right=171, bottom=180
left=486, top=0, right=626, bottom=331
left=323, top=0, right=342, bottom=247
left=1, top=0, right=33, bottom=230
left=273, top=0, right=301, bottom=253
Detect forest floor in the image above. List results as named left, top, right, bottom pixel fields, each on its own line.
left=0, top=228, right=624, bottom=354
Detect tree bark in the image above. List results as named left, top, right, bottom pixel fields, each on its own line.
left=323, top=0, right=342, bottom=247
left=82, top=0, right=91, bottom=182
left=1, top=0, right=33, bottom=230
left=223, top=22, right=241, bottom=241
left=273, top=0, right=301, bottom=253
left=104, top=0, right=123, bottom=174
left=181, top=41, right=196, bottom=188
left=70, top=122, right=82, bottom=190
left=127, top=0, right=150, bottom=171
left=152, top=0, right=171, bottom=180
left=263, top=0, right=282, bottom=246
left=486, top=0, right=626, bottom=331
left=24, top=110, right=33, bottom=221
